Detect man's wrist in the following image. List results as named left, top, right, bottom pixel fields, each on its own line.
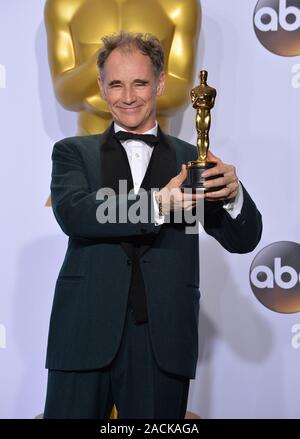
left=222, top=181, right=244, bottom=219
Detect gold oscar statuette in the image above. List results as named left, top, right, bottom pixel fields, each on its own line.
left=182, top=70, right=223, bottom=192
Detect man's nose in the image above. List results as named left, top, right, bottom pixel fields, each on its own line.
left=122, top=86, right=136, bottom=104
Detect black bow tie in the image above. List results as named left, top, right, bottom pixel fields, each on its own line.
left=114, top=130, right=159, bottom=146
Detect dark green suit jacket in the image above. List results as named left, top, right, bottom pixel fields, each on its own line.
left=46, top=125, right=262, bottom=378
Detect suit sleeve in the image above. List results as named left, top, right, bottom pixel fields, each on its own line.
left=50, top=140, right=161, bottom=240
left=203, top=183, right=262, bottom=254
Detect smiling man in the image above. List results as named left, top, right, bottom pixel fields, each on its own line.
left=44, top=31, right=262, bottom=419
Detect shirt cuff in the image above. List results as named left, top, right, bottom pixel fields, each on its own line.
left=222, top=181, right=244, bottom=219
left=153, top=191, right=165, bottom=226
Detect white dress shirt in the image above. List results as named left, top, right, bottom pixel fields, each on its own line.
left=114, top=122, right=163, bottom=225
left=114, top=122, right=243, bottom=224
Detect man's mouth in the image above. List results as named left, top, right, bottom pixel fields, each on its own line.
left=118, top=106, right=142, bottom=111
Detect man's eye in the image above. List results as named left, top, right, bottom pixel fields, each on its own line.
left=110, top=84, right=121, bottom=88
left=136, top=83, right=147, bottom=87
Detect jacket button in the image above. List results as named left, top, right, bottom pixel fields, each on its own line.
left=127, top=259, right=132, bottom=266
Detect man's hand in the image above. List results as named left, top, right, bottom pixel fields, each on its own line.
left=156, top=165, right=204, bottom=216
left=156, top=152, right=239, bottom=216
left=202, top=151, right=239, bottom=202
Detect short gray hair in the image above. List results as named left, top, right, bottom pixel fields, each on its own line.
left=97, top=31, right=165, bottom=79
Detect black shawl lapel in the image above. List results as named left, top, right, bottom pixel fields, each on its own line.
left=99, top=123, right=134, bottom=194
left=139, top=125, right=177, bottom=193
left=98, top=123, right=178, bottom=258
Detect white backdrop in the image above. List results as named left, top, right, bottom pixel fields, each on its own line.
left=0, top=0, right=300, bottom=418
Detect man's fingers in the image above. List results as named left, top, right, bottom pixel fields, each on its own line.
left=206, top=150, right=220, bottom=163
left=204, top=184, right=238, bottom=201
left=202, top=162, right=228, bottom=178
left=203, top=171, right=238, bottom=191
left=167, top=190, right=204, bottom=212
left=203, top=175, right=226, bottom=190
left=182, top=199, right=202, bottom=210
left=181, top=192, right=204, bottom=201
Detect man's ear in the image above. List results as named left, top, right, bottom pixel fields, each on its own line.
left=156, top=71, right=165, bottom=97
left=97, top=76, right=106, bottom=100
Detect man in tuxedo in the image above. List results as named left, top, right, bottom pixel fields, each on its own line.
left=44, top=31, right=262, bottom=419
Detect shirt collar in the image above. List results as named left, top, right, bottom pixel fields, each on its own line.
left=114, top=122, right=158, bottom=136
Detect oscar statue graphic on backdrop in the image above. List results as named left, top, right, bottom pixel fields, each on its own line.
left=44, top=0, right=200, bottom=135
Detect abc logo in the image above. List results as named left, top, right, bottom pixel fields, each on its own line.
left=250, top=241, right=300, bottom=313
left=253, top=0, right=300, bottom=56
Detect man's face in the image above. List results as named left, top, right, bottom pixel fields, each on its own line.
left=98, top=48, right=165, bottom=133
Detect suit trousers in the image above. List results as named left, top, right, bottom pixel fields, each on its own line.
left=44, top=306, right=190, bottom=419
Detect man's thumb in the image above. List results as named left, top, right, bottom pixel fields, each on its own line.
left=176, top=164, right=188, bottom=184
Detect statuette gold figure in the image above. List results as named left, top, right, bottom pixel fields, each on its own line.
left=182, top=70, right=221, bottom=192
left=190, top=70, right=216, bottom=165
